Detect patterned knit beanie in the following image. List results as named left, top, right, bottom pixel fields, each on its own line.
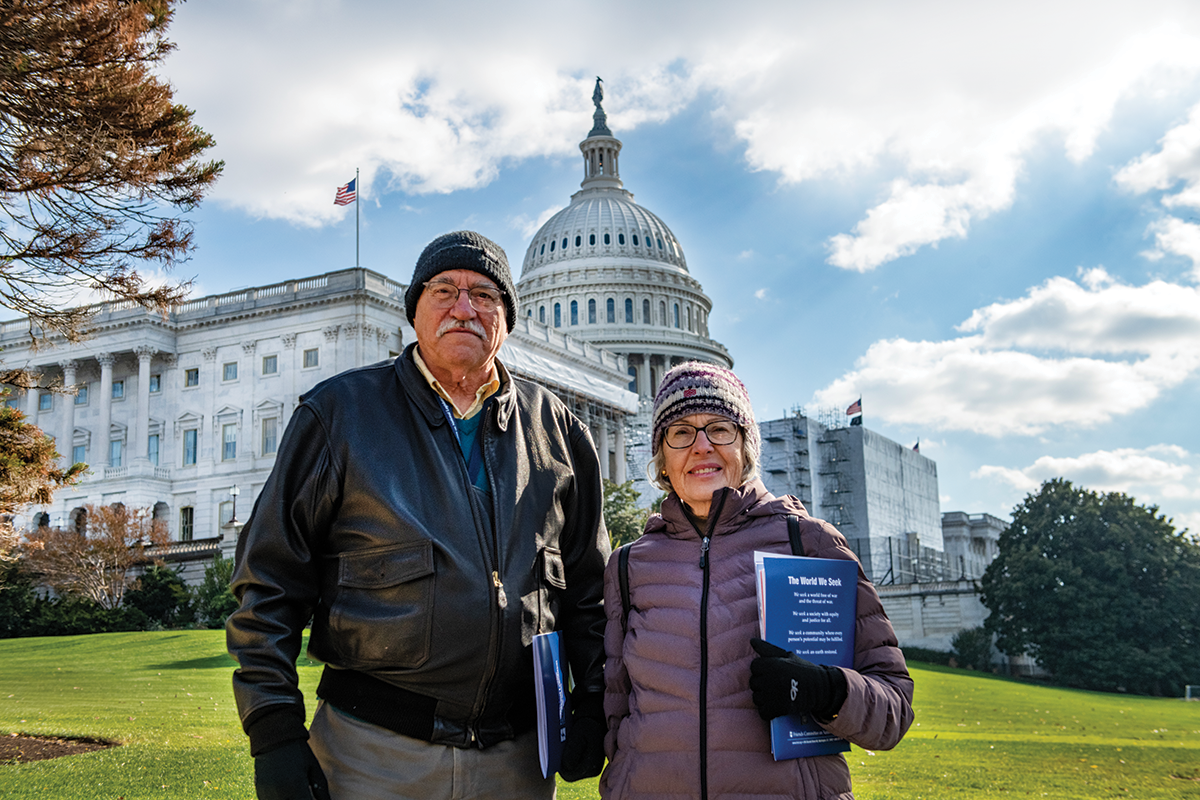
left=651, top=361, right=760, bottom=459
left=405, top=231, right=517, bottom=331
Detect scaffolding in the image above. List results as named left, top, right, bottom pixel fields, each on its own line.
left=817, top=434, right=853, bottom=528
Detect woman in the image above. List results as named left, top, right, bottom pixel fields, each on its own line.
left=600, top=362, right=913, bottom=800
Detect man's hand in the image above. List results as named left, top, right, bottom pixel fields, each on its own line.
left=254, top=739, right=331, bottom=800
left=558, top=691, right=606, bottom=782
left=748, top=638, right=848, bottom=722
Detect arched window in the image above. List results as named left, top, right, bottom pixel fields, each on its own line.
left=632, top=234, right=639, bottom=246
left=554, top=303, right=561, bottom=328
left=549, top=239, right=555, bottom=252
left=618, top=233, right=625, bottom=245
left=588, top=299, right=596, bottom=324
left=657, top=238, right=664, bottom=249
left=539, top=306, right=546, bottom=324
left=642, top=298, right=651, bottom=324
left=574, top=235, right=582, bottom=247
left=606, top=298, right=615, bottom=323
left=570, top=300, right=578, bottom=325
left=562, top=237, right=568, bottom=249
left=589, top=233, right=596, bottom=246
left=627, top=366, right=637, bottom=393
left=686, top=305, right=693, bottom=331
left=660, top=301, right=667, bottom=326
left=625, top=298, right=633, bottom=323
left=540, top=243, right=545, bottom=255
left=603, top=233, right=610, bottom=245
left=673, top=303, right=680, bottom=328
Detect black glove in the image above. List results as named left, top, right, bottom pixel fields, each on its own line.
left=748, top=638, right=848, bottom=722
left=558, top=690, right=606, bottom=782
left=253, top=739, right=331, bottom=800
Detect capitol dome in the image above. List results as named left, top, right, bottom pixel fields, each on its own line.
left=517, top=79, right=731, bottom=398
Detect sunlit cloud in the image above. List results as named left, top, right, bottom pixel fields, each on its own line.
left=811, top=270, right=1200, bottom=436
left=974, top=445, right=1199, bottom=529
left=167, top=0, right=1200, bottom=269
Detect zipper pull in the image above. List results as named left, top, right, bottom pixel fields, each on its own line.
left=493, top=570, right=508, bottom=609
left=699, top=536, right=710, bottom=569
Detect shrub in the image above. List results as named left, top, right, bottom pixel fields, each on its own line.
left=952, top=625, right=995, bottom=671
left=125, top=565, right=195, bottom=628
left=0, top=561, right=37, bottom=638
left=194, top=555, right=237, bottom=628
left=23, top=594, right=149, bottom=636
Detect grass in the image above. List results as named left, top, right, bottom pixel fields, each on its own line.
left=0, top=633, right=1197, bottom=798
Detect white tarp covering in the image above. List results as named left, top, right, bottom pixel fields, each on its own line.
left=501, top=341, right=639, bottom=413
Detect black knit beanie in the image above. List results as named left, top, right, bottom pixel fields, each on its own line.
left=405, top=231, right=517, bottom=331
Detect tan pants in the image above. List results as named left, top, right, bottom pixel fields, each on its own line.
left=309, top=701, right=556, bottom=800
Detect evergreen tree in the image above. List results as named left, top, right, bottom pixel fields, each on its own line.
left=194, top=553, right=237, bottom=628
left=603, top=479, right=650, bottom=549
left=0, top=0, right=222, bottom=373
left=981, top=479, right=1200, bottom=695
left=124, top=563, right=193, bottom=627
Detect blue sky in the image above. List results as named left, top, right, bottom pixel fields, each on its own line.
left=160, top=0, right=1200, bottom=531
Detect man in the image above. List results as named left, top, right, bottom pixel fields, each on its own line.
left=227, top=231, right=610, bottom=800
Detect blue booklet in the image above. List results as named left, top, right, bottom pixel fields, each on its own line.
left=532, top=631, right=571, bottom=777
left=754, top=552, right=858, bottom=761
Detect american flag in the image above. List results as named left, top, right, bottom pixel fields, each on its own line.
left=846, top=398, right=862, bottom=416
left=334, top=178, right=356, bottom=206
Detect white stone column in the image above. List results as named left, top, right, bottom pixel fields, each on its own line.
left=324, top=325, right=340, bottom=374
left=242, top=340, right=257, bottom=464
left=282, top=333, right=297, bottom=421
left=59, top=360, right=77, bottom=461
left=24, top=378, right=39, bottom=420
left=134, top=346, right=156, bottom=465
left=96, top=353, right=114, bottom=467
left=596, top=421, right=610, bottom=481
left=203, top=346, right=218, bottom=464
left=615, top=422, right=626, bottom=483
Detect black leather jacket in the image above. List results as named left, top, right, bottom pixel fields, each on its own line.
left=227, top=345, right=609, bottom=750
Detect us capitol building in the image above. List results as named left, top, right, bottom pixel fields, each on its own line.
left=1, top=82, right=1005, bottom=656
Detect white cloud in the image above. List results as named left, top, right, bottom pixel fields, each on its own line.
left=1115, top=101, right=1200, bottom=203
left=754, top=288, right=768, bottom=299
left=811, top=271, right=1200, bottom=435
left=974, top=445, right=1199, bottom=527
left=166, top=0, right=1200, bottom=262
left=511, top=205, right=565, bottom=240
left=1142, top=217, right=1200, bottom=278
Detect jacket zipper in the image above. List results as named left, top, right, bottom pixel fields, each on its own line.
left=697, top=490, right=728, bottom=800
left=470, top=399, right=505, bottom=745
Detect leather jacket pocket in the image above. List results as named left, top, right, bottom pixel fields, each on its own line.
left=329, top=541, right=435, bottom=668
left=539, top=546, right=567, bottom=629
left=541, top=546, right=567, bottom=590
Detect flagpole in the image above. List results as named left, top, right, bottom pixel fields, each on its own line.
left=355, top=167, right=360, bottom=267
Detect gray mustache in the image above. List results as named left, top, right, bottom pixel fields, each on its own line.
left=437, top=319, right=487, bottom=339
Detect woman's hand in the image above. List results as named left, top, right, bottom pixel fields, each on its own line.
left=748, top=638, right=848, bottom=722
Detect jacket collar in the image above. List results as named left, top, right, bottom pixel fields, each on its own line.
left=648, top=478, right=792, bottom=539
left=397, top=343, right=516, bottom=430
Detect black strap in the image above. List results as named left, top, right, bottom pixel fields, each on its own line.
left=618, top=542, right=632, bottom=633
left=787, top=514, right=805, bottom=556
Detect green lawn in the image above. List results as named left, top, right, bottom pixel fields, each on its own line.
left=1, top=632, right=1197, bottom=798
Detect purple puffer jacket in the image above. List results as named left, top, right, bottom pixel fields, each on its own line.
left=600, top=480, right=913, bottom=800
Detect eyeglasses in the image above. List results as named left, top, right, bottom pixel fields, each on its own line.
left=662, top=420, right=740, bottom=449
left=423, top=281, right=505, bottom=313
